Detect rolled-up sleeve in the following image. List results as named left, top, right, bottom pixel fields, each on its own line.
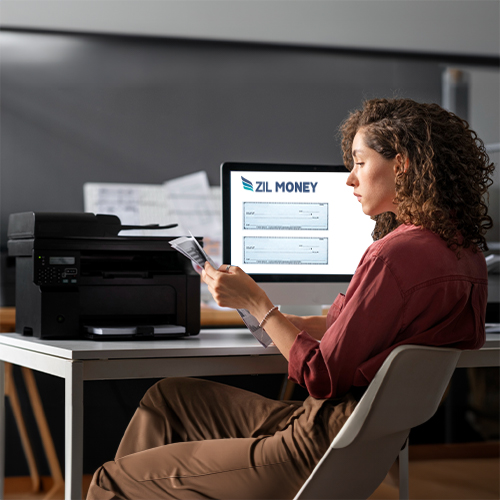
left=288, top=254, right=404, bottom=399
left=326, top=293, right=345, bottom=328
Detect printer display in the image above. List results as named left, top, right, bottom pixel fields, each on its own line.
left=7, top=212, right=201, bottom=340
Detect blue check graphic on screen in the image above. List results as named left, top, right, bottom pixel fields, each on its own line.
left=244, top=202, right=328, bottom=230
left=244, top=237, right=328, bottom=265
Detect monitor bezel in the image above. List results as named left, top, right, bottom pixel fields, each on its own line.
left=221, top=161, right=354, bottom=284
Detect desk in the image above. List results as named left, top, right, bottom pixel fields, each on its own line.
left=0, top=331, right=499, bottom=500
left=0, top=329, right=287, bottom=499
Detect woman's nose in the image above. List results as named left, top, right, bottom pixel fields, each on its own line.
left=346, top=171, right=357, bottom=187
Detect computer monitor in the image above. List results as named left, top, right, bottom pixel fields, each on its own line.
left=221, top=162, right=375, bottom=315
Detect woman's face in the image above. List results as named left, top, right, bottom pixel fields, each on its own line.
left=346, top=129, right=400, bottom=217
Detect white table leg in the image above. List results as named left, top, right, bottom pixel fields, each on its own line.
left=65, top=361, right=84, bottom=500
left=0, top=361, right=5, bottom=500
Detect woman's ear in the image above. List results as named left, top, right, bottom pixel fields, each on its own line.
left=394, top=154, right=409, bottom=174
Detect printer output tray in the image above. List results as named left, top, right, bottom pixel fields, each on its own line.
left=84, top=324, right=186, bottom=340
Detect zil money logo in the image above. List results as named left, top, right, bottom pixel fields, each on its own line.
left=241, top=176, right=254, bottom=192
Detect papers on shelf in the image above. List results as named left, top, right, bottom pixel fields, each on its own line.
left=83, top=171, right=222, bottom=264
left=83, top=183, right=172, bottom=236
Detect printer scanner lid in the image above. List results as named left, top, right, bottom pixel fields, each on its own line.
left=7, top=212, right=177, bottom=239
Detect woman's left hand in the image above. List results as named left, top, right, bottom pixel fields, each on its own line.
left=201, top=262, right=273, bottom=317
left=203, top=262, right=302, bottom=360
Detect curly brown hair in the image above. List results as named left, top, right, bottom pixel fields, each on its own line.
left=339, top=98, right=495, bottom=253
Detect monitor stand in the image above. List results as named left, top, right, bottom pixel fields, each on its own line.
left=260, top=282, right=349, bottom=318
left=279, top=304, right=324, bottom=316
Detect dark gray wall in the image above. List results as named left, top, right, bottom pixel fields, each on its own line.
left=1, top=30, right=443, bottom=306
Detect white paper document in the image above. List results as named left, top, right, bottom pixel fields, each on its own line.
left=83, top=171, right=222, bottom=264
left=163, top=171, right=221, bottom=239
left=83, top=183, right=179, bottom=237
left=169, top=234, right=273, bottom=348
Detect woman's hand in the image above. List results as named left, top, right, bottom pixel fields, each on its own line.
left=202, top=262, right=303, bottom=360
left=201, top=263, right=274, bottom=319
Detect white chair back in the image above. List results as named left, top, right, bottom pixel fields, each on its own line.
left=294, top=345, right=461, bottom=500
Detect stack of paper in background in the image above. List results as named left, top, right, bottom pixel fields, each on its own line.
left=84, top=171, right=222, bottom=303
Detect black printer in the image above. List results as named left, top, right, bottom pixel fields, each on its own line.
left=7, top=212, right=201, bottom=340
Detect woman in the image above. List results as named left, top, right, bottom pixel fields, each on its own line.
left=88, top=98, right=494, bottom=499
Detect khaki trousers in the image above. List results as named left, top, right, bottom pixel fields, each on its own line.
left=87, top=377, right=357, bottom=500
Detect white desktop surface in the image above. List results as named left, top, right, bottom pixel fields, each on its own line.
left=0, top=330, right=499, bottom=500
left=2, top=330, right=497, bottom=359
left=457, top=333, right=500, bottom=368
left=0, top=329, right=281, bottom=360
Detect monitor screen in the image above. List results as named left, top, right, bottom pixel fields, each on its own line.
left=221, top=162, right=375, bottom=288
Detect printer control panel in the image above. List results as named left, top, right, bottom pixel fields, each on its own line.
left=34, top=252, right=80, bottom=285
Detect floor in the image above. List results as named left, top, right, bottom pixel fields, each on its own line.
left=370, top=457, right=499, bottom=499
left=4, top=444, right=499, bottom=500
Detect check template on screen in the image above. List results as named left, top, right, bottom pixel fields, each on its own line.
left=222, top=163, right=375, bottom=281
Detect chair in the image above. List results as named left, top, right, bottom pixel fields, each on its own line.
left=293, top=344, right=461, bottom=500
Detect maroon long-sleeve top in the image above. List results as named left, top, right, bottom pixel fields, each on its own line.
left=288, top=224, right=488, bottom=399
